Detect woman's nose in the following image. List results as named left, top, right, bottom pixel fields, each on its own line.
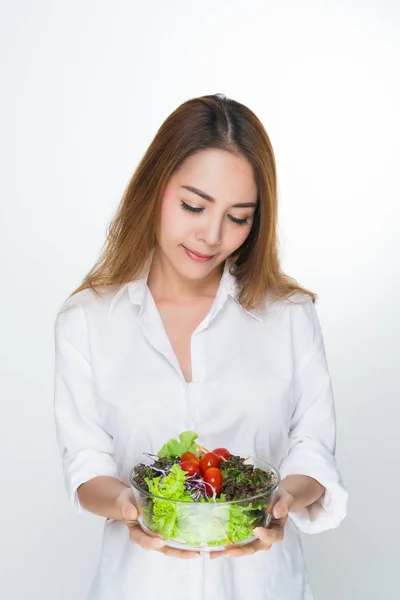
left=199, top=216, right=223, bottom=246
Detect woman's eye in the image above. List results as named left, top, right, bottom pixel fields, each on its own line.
left=180, top=199, right=250, bottom=226
left=228, top=215, right=250, bottom=226
left=180, top=200, right=203, bottom=213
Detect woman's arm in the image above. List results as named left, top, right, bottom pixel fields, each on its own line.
left=277, top=300, right=348, bottom=534
left=77, top=476, right=129, bottom=520
left=54, top=306, right=121, bottom=513
left=279, top=475, right=324, bottom=515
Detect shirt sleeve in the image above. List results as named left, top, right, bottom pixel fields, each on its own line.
left=279, top=299, right=348, bottom=534
left=54, top=302, right=119, bottom=514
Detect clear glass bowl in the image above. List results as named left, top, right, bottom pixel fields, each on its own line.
left=129, top=455, right=280, bottom=552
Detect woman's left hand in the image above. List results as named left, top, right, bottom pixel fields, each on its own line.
left=210, top=487, right=295, bottom=559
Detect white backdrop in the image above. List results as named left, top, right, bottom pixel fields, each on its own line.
left=1, top=1, right=399, bottom=598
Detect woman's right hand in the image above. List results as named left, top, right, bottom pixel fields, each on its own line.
left=116, top=488, right=200, bottom=559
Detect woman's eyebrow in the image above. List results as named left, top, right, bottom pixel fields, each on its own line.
left=181, top=185, right=256, bottom=208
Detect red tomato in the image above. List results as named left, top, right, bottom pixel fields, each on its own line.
left=180, top=461, right=200, bottom=476
left=181, top=451, right=199, bottom=465
left=203, top=468, right=223, bottom=494
left=199, top=452, right=221, bottom=475
left=212, top=447, right=230, bottom=460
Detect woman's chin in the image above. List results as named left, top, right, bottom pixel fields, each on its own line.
left=171, top=257, right=221, bottom=281
left=175, top=264, right=214, bottom=280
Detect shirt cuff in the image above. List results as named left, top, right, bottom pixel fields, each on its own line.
left=63, top=448, right=119, bottom=514
left=279, top=445, right=348, bottom=534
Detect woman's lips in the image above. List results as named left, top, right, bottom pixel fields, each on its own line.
left=182, top=245, right=214, bottom=262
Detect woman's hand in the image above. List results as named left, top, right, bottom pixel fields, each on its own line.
left=116, top=488, right=200, bottom=559
left=210, top=487, right=295, bottom=559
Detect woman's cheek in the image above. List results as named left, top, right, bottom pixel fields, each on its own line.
left=160, top=197, right=184, bottom=238
left=233, top=225, right=252, bottom=250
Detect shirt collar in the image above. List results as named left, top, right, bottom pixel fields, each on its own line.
left=107, top=257, right=263, bottom=322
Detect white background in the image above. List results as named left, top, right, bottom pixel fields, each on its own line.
left=1, top=1, right=399, bottom=598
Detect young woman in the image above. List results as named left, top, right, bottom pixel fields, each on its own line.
left=54, top=93, right=347, bottom=599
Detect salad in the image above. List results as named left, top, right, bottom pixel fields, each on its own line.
left=130, top=431, right=279, bottom=548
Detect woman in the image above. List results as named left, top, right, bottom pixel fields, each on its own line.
left=54, top=93, right=347, bottom=599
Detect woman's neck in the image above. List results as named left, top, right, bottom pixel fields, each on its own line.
left=147, top=248, right=223, bottom=305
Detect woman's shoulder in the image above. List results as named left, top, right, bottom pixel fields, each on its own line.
left=265, top=289, right=320, bottom=339
left=54, top=285, right=120, bottom=335
left=239, top=289, right=316, bottom=328
left=276, top=290, right=322, bottom=345
left=265, top=289, right=316, bottom=317
left=57, top=286, right=109, bottom=312
left=58, top=281, right=125, bottom=311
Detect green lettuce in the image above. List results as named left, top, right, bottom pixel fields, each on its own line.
left=157, top=430, right=198, bottom=460
left=145, top=464, right=194, bottom=538
left=226, top=499, right=267, bottom=543
left=146, top=463, right=189, bottom=498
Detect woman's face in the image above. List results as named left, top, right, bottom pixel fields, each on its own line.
left=155, top=149, right=258, bottom=281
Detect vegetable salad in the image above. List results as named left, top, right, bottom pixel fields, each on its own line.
left=131, top=431, right=278, bottom=547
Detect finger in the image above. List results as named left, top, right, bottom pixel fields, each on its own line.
left=115, top=488, right=139, bottom=521
left=129, top=522, right=200, bottom=557
left=224, top=539, right=270, bottom=557
left=157, top=547, right=200, bottom=559
left=272, top=488, right=295, bottom=518
left=254, top=523, right=284, bottom=544
left=272, top=501, right=289, bottom=519
left=122, top=503, right=138, bottom=522
left=209, top=551, right=225, bottom=560
left=267, top=511, right=289, bottom=534
left=272, top=493, right=292, bottom=518
left=128, top=523, right=200, bottom=558
left=128, top=522, right=166, bottom=551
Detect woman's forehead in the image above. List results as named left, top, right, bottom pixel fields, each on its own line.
left=171, top=150, right=258, bottom=206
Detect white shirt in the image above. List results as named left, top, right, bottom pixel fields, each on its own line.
left=54, top=260, right=347, bottom=600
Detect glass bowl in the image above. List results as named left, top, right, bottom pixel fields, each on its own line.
left=129, top=455, right=280, bottom=552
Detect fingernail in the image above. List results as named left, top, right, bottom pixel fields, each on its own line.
left=253, top=527, right=263, bottom=536
left=274, top=507, right=284, bottom=518
left=154, top=538, right=166, bottom=548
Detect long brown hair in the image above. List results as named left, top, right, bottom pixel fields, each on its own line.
left=69, top=93, right=316, bottom=309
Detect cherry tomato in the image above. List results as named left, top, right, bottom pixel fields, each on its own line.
left=203, top=467, right=223, bottom=494
left=181, top=451, right=199, bottom=465
left=180, top=461, right=200, bottom=476
left=212, top=447, right=230, bottom=460
left=199, top=452, right=221, bottom=475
